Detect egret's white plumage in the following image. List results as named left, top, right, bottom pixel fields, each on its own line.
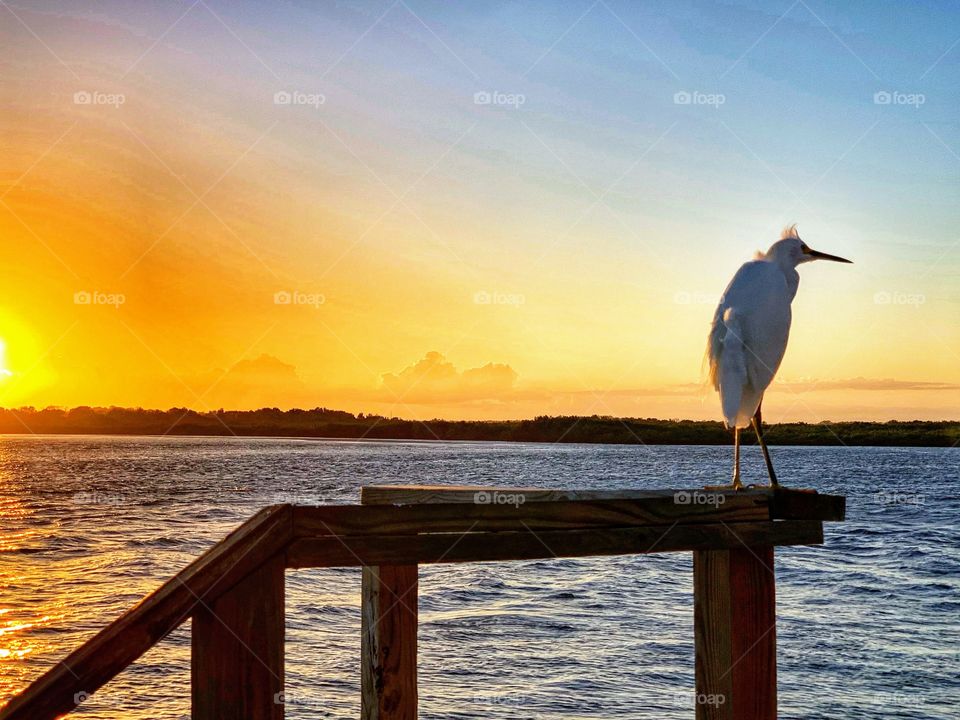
left=706, top=225, right=851, bottom=487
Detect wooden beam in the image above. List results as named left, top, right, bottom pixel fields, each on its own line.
left=360, top=486, right=686, bottom=504
left=0, top=505, right=293, bottom=720
left=770, top=488, right=845, bottom=521
left=293, top=495, right=771, bottom=540
left=694, top=547, right=777, bottom=720
left=361, top=565, right=418, bottom=720
left=192, top=554, right=285, bottom=720
left=286, top=520, right=822, bottom=568
left=360, top=485, right=846, bottom=521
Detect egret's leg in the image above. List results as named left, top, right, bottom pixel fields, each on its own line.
left=705, top=427, right=743, bottom=490
left=751, top=406, right=779, bottom=487
left=732, top=427, right=742, bottom=489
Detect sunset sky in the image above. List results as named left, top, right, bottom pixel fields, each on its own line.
left=0, top=1, right=957, bottom=421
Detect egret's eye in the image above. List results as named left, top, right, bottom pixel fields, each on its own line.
left=800, top=243, right=810, bottom=253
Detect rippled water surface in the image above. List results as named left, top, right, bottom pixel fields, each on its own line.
left=0, top=436, right=957, bottom=719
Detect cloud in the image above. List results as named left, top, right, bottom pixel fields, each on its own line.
left=366, top=369, right=960, bottom=414
left=771, top=377, right=960, bottom=393
left=380, top=351, right=518, bottom=403
left=226, top=354, right=302, bottom=383
left=192, top=354, right=308, bottom=409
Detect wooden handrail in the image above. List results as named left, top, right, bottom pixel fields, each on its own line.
left=286, top=520, right=823, bottom=567
left=0, top=487, right=844, bottom=720
left=0, top=505, right=293, bottom=720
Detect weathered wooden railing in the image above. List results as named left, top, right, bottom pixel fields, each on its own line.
left=0, top=486, right=844, bottom=720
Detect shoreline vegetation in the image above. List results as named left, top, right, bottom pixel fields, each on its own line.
left=0, top=406, right=957, bottom=446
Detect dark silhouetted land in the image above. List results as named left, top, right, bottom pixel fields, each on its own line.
left=0, top=406, right=956, bottom=446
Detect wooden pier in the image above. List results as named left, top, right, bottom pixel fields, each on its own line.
left=0, top=485, right=844, bottom=720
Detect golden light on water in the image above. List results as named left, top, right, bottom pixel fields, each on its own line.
left=0, top=620, right=49, bottom=638
left=0, top=589, right=65, bottom=703
left=0, top=611, right=57, bottom=687
left=0, top=531, right=40, bottom=554
left=0, top=498, right=35, bottom=553
left=0, top=490, right=57, bottom=685
left=0, top=650, right=31, bottom=660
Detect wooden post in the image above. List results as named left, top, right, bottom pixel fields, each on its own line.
left=361, top=565, right=418, bottom=720
left=192, top=555, right=285, bottom=720
left=693, top=547, right=776, bottom=720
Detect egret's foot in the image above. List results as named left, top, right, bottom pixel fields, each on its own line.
left=705, top=477, right=744, bottom=491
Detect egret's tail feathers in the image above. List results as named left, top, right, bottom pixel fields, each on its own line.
left=706, top=309, right=725, bottom=391
left=718, top=309, right=748, bottom=429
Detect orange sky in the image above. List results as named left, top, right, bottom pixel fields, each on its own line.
left=0, top=3, right=957, bottom=422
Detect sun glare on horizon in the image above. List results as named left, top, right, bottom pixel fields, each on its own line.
left=0, top=341, right=13, bottom=381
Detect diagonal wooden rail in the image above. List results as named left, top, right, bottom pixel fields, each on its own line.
left=0, top=486, right=844, bottom=720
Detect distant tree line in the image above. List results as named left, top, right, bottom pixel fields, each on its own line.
left=0, top=406, right=956, bottom=446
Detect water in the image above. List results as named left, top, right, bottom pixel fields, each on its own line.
left=0, top=436, right=957, bottom=719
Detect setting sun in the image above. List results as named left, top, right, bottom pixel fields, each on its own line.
left=0, top=341, right=13, bottom=381
left=0, top=313, right=59, bottom=405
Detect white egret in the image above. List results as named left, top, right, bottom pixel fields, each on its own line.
left=706, top=225, right=852, bottom=489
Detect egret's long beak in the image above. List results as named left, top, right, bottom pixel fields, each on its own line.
left=805, top=247, right=852, bottom=263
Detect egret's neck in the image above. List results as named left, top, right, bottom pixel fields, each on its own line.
left=775, top=261, right=800, bottom=301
